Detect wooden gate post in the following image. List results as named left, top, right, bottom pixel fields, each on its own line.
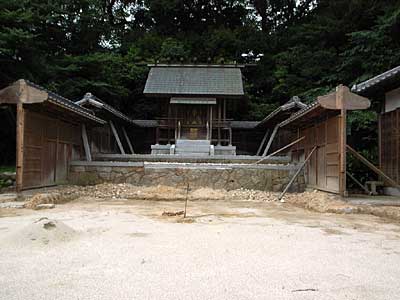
left=122, top=126, right=134, bottom=154
left=256, top=129, right=269, bottom=156
left=16, top=103, right=25, bottom=192
left=109, top=120, right=125, bottom=154
left=81, top=124, right=92, bottom=162
left=337, top=85, right=347, bottom=197
left=262, top=125, right=279, bottom=157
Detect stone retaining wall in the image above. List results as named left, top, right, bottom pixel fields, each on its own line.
left=69, top=161, right=305, bottom=192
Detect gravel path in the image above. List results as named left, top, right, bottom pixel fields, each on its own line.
left=1, top=199, right=400, bottom=300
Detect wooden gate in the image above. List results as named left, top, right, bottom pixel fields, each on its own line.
left=296, top=115, right=341, bottom=193
left=22, top=110, right=81, bottom=189
left=380, top=108, right=400, bottom=184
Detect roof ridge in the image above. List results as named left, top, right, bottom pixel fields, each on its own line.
left=23, top=80, right=105, bottom=124
left=148, top=64, right=245, bottom=68
left=352, top=65, right=400, bottom=93
left=77, top=92, right=134, bottom=124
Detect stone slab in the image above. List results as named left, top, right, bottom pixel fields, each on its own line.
left=0, top=202, right=25, bottom=209
left=0, top=193, right=17, bottom=203
left=35, top=203, right=56, bottom=210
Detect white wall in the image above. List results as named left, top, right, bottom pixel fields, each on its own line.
left=385, top=87, right=400, bottom=112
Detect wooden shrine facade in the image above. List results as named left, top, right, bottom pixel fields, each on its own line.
left=143, top=64, right=244, bottom=146
left=353, top=65, right=400, bottom=194
left=154, top=98, right=233, bottom=145
left=0, top=79, right=136, bottom=191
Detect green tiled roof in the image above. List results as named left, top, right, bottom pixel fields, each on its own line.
left=144, top=64, right=244, bottom=97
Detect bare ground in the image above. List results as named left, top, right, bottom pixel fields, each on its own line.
left=21, top=183, right=400, bottom=222
left=1, top=185, right=400, bottom=299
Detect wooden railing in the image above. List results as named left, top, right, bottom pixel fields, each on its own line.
left=155, top=118, right=233, bottom=145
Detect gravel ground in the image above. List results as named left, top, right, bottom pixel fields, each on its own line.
left=1, top=198, right=400, bottom=300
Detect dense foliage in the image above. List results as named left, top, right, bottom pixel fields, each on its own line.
left=1, top=0, right=400, bottom=172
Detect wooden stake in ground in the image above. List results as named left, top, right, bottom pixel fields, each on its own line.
left=346, top=144, right=400, bottom=189
left=346, top=171, right=372, bottom=195
left=184, top=182, right=189, bottom=218
left=254, top=136, right=305, bottom=164
left=278, top=146, right=317, bottom=201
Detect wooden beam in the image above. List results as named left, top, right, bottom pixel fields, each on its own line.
left=16, top=103, right=25, bottom=192
left=256, top=130, right=269, bottom=156
left=255, top=136, right=305, bottom=164
left=346, top=171, right=372, bottom=195
left=122, top=126, right=134, bottom=154
left=317, top=85, right=370, bottom=110
left=262, top=125, right=279, bottom=156
left=109, top=120, right=125, bottom=154
left=81, top=124, right=92, bottom=161
left=210, top=105, right=213, bottom=142
left=347, top=144, right=400, bottom=188
left=278, top=146, right=318, bottom=201
left=0, top=79, right=48, bottom=104
left=338, top=86, right=347, bottom=196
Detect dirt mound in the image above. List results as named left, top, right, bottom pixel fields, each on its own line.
left=282, top=190, right=347, bottom=213
left=25, top=191, right=80, bottom=209
left=282, top=190, right=400, bottom=222
left=50, top=183, right=277, bottom=202
left=4, top=217, right=77, bottom=246
left=189, top=188, right=226, bottom=200
left=228, top=188, right=276, bottom=202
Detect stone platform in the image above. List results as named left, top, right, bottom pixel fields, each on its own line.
left=69, top=161, right=305, bottom=192
left=93, top=153, right=290, bottom=164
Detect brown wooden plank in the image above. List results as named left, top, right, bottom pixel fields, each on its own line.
left=56, top=143, right=70, bottom=183
left=256, top=130, right=269, bottom=156
left=42, top=141, right=57, bottom=186
left=308, top=147, right=317, bottom=186
left=110, top=121, right=125, bottom=154
left=347, top=144, right=400, bottom=188
left=0, top=79, right=48, bottom=104
left=327, top=116, right=339, bottom=144
left=317, top=85, right=370, bottom=110
left=317, top=146, right=326, bottom=188
left=16, top=103, right=25, bottom=192
left=81, top=124, right=92, bottom=161
left=338, top=86, right=347, bottom=196
left=326, top=177, right=339, bottom=192
left=326, top=165, right=339, bottom=177
left=326, top=152, right=340, bottom=166
left=279, top=146, right=318, bottom=200
left=122, top=126, right=134, bottom=154
left=316, top=123, right=326, bottom=146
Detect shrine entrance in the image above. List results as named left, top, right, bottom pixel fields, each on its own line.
left=176, top=104, right=209, bottom=140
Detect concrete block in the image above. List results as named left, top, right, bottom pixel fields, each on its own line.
left=35, top=203, right=55, bottom=210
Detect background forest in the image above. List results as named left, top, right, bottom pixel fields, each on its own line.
left=1, top=0, right=400, bottom=176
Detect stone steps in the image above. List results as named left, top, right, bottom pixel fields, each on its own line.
left=175, top=139, right=211, bottom=155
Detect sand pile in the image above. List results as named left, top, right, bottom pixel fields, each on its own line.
left=4, top=217, right=77, bottom=247
left=49, top=183, right=278, bottom=202
left=134, top=185, right=278, bottom=202
left=282, top=190, right=400, bottom=221
left=228, top=188, right=276, bottom=202
left=282, top=190, right=347, bottom=213
left=24, top=191, right=80, bottom=209
left=189, top=188, right=226, bottom=200
left=60, top=183, right=187, bottom=201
